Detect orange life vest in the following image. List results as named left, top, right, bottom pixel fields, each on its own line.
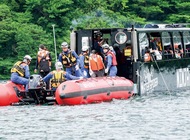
left=107, top=51, right=117, bottom=66
left=89, top=54, right=104, bottom=71
left=144, top=53, right=151, bottom=62
left=37, top=50, right=50, bottom=63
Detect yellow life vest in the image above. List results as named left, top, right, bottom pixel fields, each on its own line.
left=62, top=51, right=77, bottom=67
left=11, top=61, right=25, bottom=77
left=124, top=48, right=132, bottom=57
left=84, top=55, right=89, bottom=69
left=50, top=70, right=66, bottom=88
left=80, top=53, right=89, bottom=69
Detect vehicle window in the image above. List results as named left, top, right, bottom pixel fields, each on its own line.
left=183, top=31, right=190, bottom=57
left=138, top=33, right=149, bottom=60
left=173, top=32, right=183, bottom=58
left=162, top=32, right=173, bottom=59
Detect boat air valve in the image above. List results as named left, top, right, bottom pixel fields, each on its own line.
left=83, top=95, right=87, bottom=99
left=107, top=92, right=110, bottom=96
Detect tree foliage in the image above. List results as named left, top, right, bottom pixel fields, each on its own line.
left=0, top=0, right=190, bottom=79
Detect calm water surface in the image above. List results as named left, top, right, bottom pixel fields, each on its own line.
left=0, top=91, right=190, bottom=140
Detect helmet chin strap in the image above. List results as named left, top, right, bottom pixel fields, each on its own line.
left=23, top=59, right=28, bottom=64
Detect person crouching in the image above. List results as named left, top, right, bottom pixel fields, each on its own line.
left=43, top=62, right=83, bottom=91
left=11, top=55, right=32, bottom=91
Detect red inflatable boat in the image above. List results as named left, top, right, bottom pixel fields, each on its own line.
left=0, top=81, right=24, bottom=106
left=55, top=76, right=134, bottom=105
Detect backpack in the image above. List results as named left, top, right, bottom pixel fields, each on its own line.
left=39, top=58, right=50, bottom=72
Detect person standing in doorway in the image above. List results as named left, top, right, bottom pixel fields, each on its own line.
left=102, top=44, right=117, bottom=76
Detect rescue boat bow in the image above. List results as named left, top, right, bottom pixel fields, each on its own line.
left=55, top=76, right=134, bottom=105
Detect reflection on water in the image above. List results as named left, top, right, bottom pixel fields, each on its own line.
left=0, top=91, right=190, bottom=140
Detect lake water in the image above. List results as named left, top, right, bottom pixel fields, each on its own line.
left=0, top=91, right=190, bottom=140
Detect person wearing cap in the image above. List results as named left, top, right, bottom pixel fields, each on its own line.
left=11, top=55, right=32, bottom=91
left=34, top=44, right=52, bottom=78
left=93, top=31, right=104, bottom=54
left=79, top=46, right=90, bottom=78
left=58, top=42, right=82, bottom=77
left=43, top=61, right=83, bottom=90
left=102, top=44, right=117, bottom=76
left=89, top=50, right=105, bottom=77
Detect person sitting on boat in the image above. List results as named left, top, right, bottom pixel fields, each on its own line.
left=174, top=43, right=182, bottom=58
left=89, top=50, right=105, bottom=77
left=102, top=44, right=117, bottom=77
left=43, top=61, right=83, bottom=90
left=79, top=46, right=90, bottom=78
left=11, top=55, right=32, bottom=91
left=144, top=47, right=152, bottom=62
left=58, top=42, right=82, bottom=77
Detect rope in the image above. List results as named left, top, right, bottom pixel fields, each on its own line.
left=136, top=53, right=171, bottom=95
left=151, top=54, right=171, bottom=95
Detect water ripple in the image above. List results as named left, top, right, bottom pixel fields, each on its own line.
left=1, top=91, right=190, bottom=139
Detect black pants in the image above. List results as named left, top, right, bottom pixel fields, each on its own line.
left=39, top=71, right=50, bottom=89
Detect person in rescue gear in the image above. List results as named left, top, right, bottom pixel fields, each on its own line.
left=43, top=61, right=83, bottom=90
left=89, top=50, right=105, bottom=77
left=79, top=46, right=90, bottom=78
left=34, top=44, right=52, bottom=78
left=58, top=42, right=82, bottom=77
left=102, top=44, right=117, bottom=77
left=11, top=55, right=32, bottom=91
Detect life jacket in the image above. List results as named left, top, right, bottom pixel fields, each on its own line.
left=124, top=48, right=132, bottom=57
left=37, top=50, right=50, bottom=63
left=80, top=53, right=89, bottom=69
left=156, top=42, right=162, bottom=51
left=50, top=70, right=66, bottom=88
left=107, top=51, right=117, bottom=66
left=11, top=61, right=25, bottom=77
left=89, top=54, right=104, bottom=71
left=62, top=51, right=77, bottom=67
left=37, top=50, right=51, bottom=72
left=144, top=53, right=151, bottom=62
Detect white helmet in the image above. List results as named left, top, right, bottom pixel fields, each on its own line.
left=109, top=46, right=113, bottom=51
left=55, top=61, right=63, bottom=70
left=102, top=44, right=109, bottom=49
left=82, top=46, right=89, bottom=52
left=24, top=55, right=32, bottom=61
left=61, top=42, right=68, bottom=48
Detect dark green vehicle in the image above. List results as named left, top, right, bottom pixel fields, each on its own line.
left=70, top=25, right=190, bottom=95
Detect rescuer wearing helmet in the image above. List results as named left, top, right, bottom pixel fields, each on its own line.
left=79, top=46, right=90, bottom=78
left=58, top=42, right=82, bottom=77
left=102, top=44, right=117, bottom=76
left=11, top=55, right=32, bottom=91
left=43, top=61, right=83, bottom=90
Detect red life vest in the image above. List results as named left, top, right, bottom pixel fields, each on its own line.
left=107, top=51, right=117, bottom=66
